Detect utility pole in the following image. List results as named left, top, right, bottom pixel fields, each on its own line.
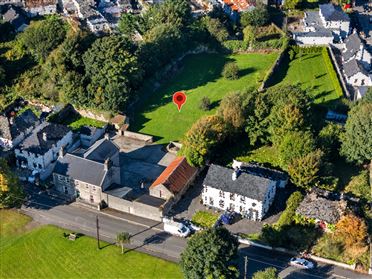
left=244, top=256, right=248, bottom=279
left=96, top=215, right=100, bottom=250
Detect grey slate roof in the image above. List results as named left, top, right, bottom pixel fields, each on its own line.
left=320, top=4, right=350, bottom=22
left=18, top=122, right=71, bottom=155
left=203, top=164, right=274, bottom=202
left=2, top=7, right=28, bottom=31
left=294, top=30, right=333, bottom=38
left=83, top=138, right=119, bottom=164
left=0, top=109, right=38, bottom=141
left=342, top=33, right=362, bottom=61
left=343, top=59, right=369, bottom=78
left=296, top=192, right=347, bottom=224
left=240, top=163, right=288, bottom=182
left=54, top=153, right=107, bottom=186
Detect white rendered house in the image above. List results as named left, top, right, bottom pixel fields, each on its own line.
left=202, top=164, right=286, bottom=221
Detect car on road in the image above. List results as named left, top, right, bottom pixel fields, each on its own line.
left=163, top=218, right=191, bottom=238
left=290, top=257, right=315, bottom=269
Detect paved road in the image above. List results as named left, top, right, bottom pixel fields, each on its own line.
left=21, top=190, right=370, bottom=279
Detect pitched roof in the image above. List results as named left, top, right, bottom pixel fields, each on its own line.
left=18, top=122, right=71, bottom=155
left=203, top=164, right=274, bottom=202
left=296, top=192, right=347, bottom=224
left=0, top=109, right=38, bottom=141
left=83, top=138, right=119, bottom=164
left=150, top=156, right=197, bottom=195
left=54, top=153, right=108, bottom=186
left=343, top=59, right=369, bottom=78
left=342, top=33, right=362, bottom=61
left=320, top=4, right=350, bottom=22
left=240, top=163, right=288, bottom=181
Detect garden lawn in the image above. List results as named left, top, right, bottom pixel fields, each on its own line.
left=131, top=52, right=278, bottom=144
left=68, top=116, right=106, bottom=131
left=192, top=210, right=220, bottom=228
left=236, top=146, right=282, bottom=169
left=268, top=51, right=343, bottom=106
left=0, top=211, right=182, bottom=279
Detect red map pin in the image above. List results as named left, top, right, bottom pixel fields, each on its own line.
left=173, top=91, right=187, bottom=112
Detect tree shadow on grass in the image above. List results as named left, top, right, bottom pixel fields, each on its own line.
left=265, top=52, right=290, bottom=88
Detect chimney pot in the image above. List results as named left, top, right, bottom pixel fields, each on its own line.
left=104, top=158, right=112, bottom=171
left=42, top=132, right=47, bottom=141
left=104, top=133, right=110, bottom=140
left=59, top=146, right=65, bottom=158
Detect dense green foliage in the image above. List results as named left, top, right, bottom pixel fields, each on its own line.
left=240, top=4, right=269, bottom=27
left=252, top=267, right=279, bottom=279
left=0, top=159, right=24, bottom=208
left=180, top=227, right=239, bottom=279
left=344, top=170, right=371, bottom=201
left=341, top=103, right=372, bottom=163
left=222, top=62, right=239, bottom=80
left=202, top=16, right=229, bottom=42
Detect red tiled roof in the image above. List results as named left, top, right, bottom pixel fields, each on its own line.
left=150, top=157, right=198, bottom=195
left=223, top=0, right=251, bottom=12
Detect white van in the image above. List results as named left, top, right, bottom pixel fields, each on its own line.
left=163, top=218, right=191, bottom=238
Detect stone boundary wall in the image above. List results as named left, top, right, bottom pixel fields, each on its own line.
left=328, top=44, right=351, bottom=99
left=123, top=131, right=153, bottom=143
left=76, top=108, right=112, bottom=123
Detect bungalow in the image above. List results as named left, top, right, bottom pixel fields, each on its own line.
left=296, top=191, right=347, bottom=229
left=0, top=109, right=39, bottom=150
left=150, top=156, right=198, bottom=203
left=202, top=164, right=284, bottom=221
left=15, top=122, right=73, bottom=179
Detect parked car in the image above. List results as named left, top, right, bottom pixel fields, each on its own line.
left=163, top=218, right=191, bottom=238
left=289, top=257, right=315, bottom=269
left=220, top=211, right=240, bottom=225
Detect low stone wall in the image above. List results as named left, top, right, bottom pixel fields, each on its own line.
left=123, top=131, right=153, bottom=143
left=103, top=194, right=132, bottom=214
left=76, top=109, right=111, bottom=123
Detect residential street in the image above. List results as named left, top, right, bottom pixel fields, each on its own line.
left=21, top=190, right=370, bottom=279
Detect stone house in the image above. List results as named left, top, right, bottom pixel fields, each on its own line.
left=318, top=4, right=350, bottom=39
left=150, top=156, right=198, bottom=202
left=53, top=138, right=121, bottom=205
left=343, top=59, right=371, bottom=87
left=15, top=122, right=73, bottom=179
left=202, top=164, right=284, bottom=221
left=0, top=109, right=39, bottom=150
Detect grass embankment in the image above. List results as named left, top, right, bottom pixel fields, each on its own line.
left=131, top=52, right=278, bottom=144
left=0, top=210, right=182, bottom=278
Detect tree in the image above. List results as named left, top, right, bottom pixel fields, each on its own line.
left=278, top=131, right=316, bottom=166
left=202, top=16, right=229, bottom=42
left=287, top=149, right=323, bottom=189
left=0, top=159, right=25, bottom=208
left=83, top=35, right=142, bottom=111
left=240, top=4, right=269, bottom=27
left=252, top=267, right=279, bottom=279
left=243, top=25, right=256, bottom=43
left=142, top=0, right=191, bottom=31
left=118, top=13, right=138, bottom=38
left=318, top=123, right=342, bottom=160
left=0, top=65, right=5, bottom=86
left=199, top=96, right=211, bottom=111
left=218, top=92, right=245, bottom=129
left=284, top=0, right=302, bottom=10
left=180, top=227, right=239, bottom=279
left=19, top=16, right=67, bottom=62
left=335, top=214, right=368, bottom=248
left=222, top=62, right=239, bottom=80
left=276, top=191, right=303, bottom=227
left=181, top=115, right=226, bottom=166
left=344, top=170, right=371, bottom=201
left=340, top=103, right=372, bottom=163
left=116, top=232, right=131, bottom=254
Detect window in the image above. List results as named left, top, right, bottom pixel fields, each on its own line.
left=240, top=196, right=245, bottom=204
left=252, top=203, right=256, bottom=207
left=33, top=163, right=37, bottom=168
left=90, top=195, right=94, bottom=203
left=209, top=197, right=214, bottom=206
left=219, top=200, right=225, bottom=208
left=204, top=196, right=208, bottom=203
left=86, top=184, right=89, bottom=189
left=64, top=186, right=68, bottom=195
left=239, top=206, right=243, bottom=213
left=58, top=175, right=64, bottom=181
left=159, top=190, right=162, bottom=198
left=229, top=203, right=235, bottom=211
left=93, top=186, right=96, bottom=191
left=219, top=191, right=225, bottom=198
left=230, top=193, right=235, bottom=201
left=204, top=186, right=208, bottom=193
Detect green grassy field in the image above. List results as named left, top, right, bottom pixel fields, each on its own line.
left=268, top=52, right=343, bottom=106
left=0, top=210, right=182, bottom=279
left=130, top=52, right=278, bottom=144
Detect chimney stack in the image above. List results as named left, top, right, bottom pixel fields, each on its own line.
left=42, top=132, right=47, bottom=141
left=104, top=133, right=110, bottom=140
left=104, top=158, right=112, bottom=171
left=59, top=146, right=65, bottom=158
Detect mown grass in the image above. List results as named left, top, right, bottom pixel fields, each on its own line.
left=192, top=210, right=220, bottom=228
left=130, top=52, right=279, bottom=144
left=236, top=145, right=282, bottom=169
left=68, top=116, right=106, bottom=131
left=268, top=50, right=343, bottom=106
left=0, top=210, right=182, bottom=279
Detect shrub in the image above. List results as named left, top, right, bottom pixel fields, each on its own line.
left=199, top=97, right=211, bottom=111
left=222, top=62, right=239, bottom=80
left=276, top=191, right=303, bottom=227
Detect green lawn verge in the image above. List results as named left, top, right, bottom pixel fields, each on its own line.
left=130, top=52, right=279, bottom=144
left=268, top=48, right=343, bottom=106
left=0, top=210, right=182, bottom=279
left=236, top=146, right=282, bottom=168
left=191, top=210, right=220, bottom=228
left=0, top=209, right=31, bottom=238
